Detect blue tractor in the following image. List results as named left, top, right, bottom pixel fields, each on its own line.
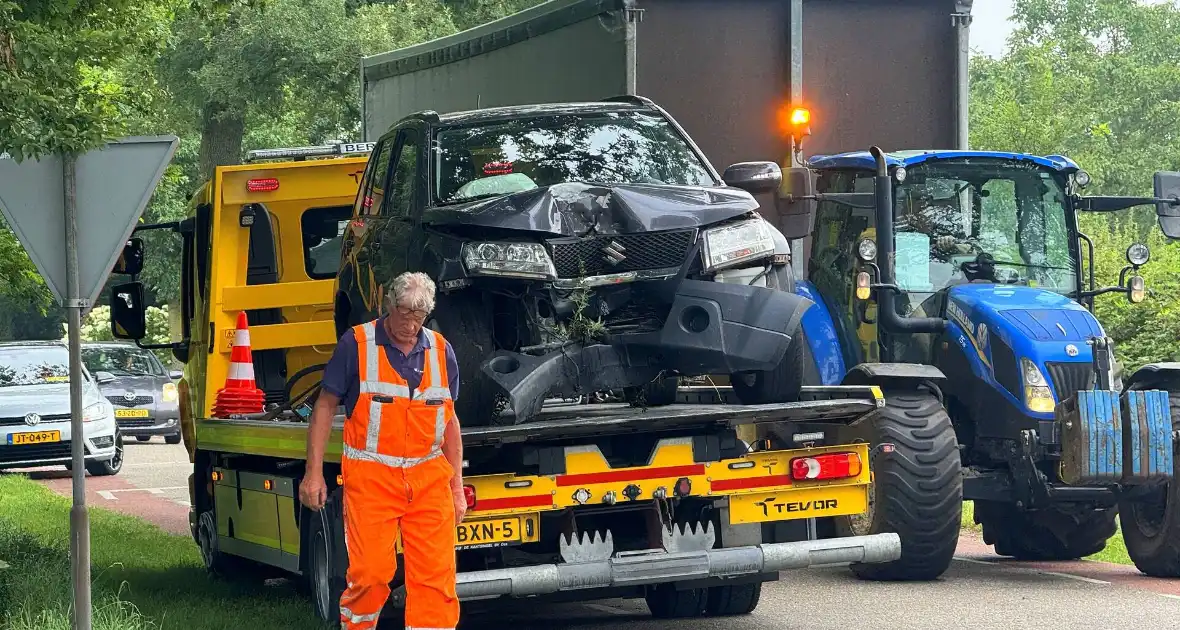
left=776, top=145, right=1180, bottom=580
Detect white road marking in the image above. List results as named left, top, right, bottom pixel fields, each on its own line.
left=956, top=557, right=1110, bottom=585
left=583, top=603, right=632, bottom=616
left=1156, top=593, right=1180, bottom=601
left=94, top=486, right=187, bottom=501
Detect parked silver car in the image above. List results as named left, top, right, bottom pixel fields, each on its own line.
left=80, top=342, right=182, bottom=444
left=0, top=341, right=123, bottom=475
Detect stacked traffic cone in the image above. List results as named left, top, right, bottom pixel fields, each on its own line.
left=212, top=311, right=266, bottom=417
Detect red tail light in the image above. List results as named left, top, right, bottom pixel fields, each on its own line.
left=463, top=484, right=476, bottom=509
left=247, top=178, right=279, bottom=192
left=790, top=452, right=862, bottom=481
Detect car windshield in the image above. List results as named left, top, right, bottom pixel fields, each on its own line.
left=892, top=159, right=1075, bottom=296
left=433, top=110, right=716, bottom=204
left=0, top=346, right=72, bottom=387
left=80, top=346, right=163, bottom=377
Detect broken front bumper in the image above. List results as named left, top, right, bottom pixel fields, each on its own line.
left=481, top=278, right=814, bottom=421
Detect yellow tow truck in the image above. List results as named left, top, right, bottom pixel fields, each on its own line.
left=106, top=142, right=906, bottom=622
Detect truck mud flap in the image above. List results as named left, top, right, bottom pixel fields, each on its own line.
left=449, top=525, right=901, bottom=602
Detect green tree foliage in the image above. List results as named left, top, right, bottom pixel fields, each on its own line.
left=74, top=305, right=174, bottom=365
left=969, top=0, right=1180, bottom=371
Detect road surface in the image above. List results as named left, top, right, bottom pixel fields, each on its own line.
left=20, top=440, right=1180, bottom=629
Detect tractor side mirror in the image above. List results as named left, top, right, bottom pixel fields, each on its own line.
left=1153, top=171, right=1180, bottom=239
left=776, top=167, right=817, bottom=239
left=722, top=161, right=782, bottom=195
left=110, top=281, right=148, bottom=340
left=112, top=237, right=145, bottom=276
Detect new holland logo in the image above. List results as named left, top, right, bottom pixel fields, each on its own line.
left=976, top=323, right=989, bottom=349
left=602, top=239, right=626, bottom=266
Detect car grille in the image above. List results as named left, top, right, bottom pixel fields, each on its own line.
left=1045, top=361, right=1096, bottom=403
left=0, top=440, right=73, bottom=462
left=117, top=418, right=155, bottom=428
left=108, top=395, right=153, bottom=407
left=0, top=413, right=70, bottom=427
left=548, top=229, right=696, bottom=279
left=604, top=294, right=670, bottom=334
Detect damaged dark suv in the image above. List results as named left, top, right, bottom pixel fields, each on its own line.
left=334, top=96, right=813, bottom=425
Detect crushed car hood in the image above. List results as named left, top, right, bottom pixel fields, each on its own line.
left=422, top=182, right=759, bottom=237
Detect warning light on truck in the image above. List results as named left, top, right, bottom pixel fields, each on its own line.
left=247, top=177, right=280, bottom=192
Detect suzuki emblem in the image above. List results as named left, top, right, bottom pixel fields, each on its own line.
left=602, top=240, right=627, bottom=266
left=24, top=413, right=40, bottom=426
left=1066, top=344, right=1079, bottom=357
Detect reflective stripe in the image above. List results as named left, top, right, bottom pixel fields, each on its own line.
left=426, top=335, right=443, bottom=389
left=342, top=443, right=442, bottom=468
left=359, top=381, right=410, bottom=398
left=360, top=321, right=378, bottom=383
left=366, top=399, right=382, bottom=452
left=414, top=386, right=452, bottom=401
left=233, top=328, right=250, bottom=347
left=432, top=405, right=446, bottom=452
left=227, top=360, right=254, bottom=380
left=340, top=605, right=380, bottom=624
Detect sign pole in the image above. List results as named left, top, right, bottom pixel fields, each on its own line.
left=64, top=153, right=93, bottom=630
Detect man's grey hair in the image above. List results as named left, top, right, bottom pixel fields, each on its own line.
left=386, top=272, right=436, bottom=314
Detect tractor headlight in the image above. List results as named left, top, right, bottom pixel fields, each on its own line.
left=462, top=242, right=556, bottom=279
left=1021, top=358, right=1055, bottom=413
left=701, top=218, right=776, bottom=272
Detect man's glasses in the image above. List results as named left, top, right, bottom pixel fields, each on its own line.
left=395, top=305, right=430, bottom=321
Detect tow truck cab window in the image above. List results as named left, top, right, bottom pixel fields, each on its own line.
left=302, top=205, right=353, bottom=279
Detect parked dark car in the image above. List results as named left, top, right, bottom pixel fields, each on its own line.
left=334, top=97, right=811, bottom=426
left=80, top=342, right=182, bottom=444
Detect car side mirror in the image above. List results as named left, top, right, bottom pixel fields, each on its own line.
left=110, top=281, right=148, bottom=340
left=169, top=370, right=183, bottom=380
left=722, top=161, right=782, bottom=195
left=112, top=237, right=145, bottom=276
left=94, top=371, right=116, bottom=385
left=1153, top=171, right=1180, bottom=238
left=775, top=167, right=817, bottom=239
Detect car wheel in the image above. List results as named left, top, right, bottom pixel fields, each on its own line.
left=86, top=432, right=124, bottom=476
left=165, top=433, right=182, bottom=445
left=136, top=435, right=151, bottom=442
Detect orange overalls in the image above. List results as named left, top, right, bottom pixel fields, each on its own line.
left=339, top=320, right=460, bottom=630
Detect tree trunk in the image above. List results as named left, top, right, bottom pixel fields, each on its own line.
left=199, top=103, right=246, bottom=179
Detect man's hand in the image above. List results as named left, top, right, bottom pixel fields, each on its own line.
left=300, top=472, right=328, bottom=511
left=452, top=486, right=468, bottom=524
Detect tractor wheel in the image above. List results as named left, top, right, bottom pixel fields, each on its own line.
left=974, top=501, right=1117, bottom=560
left=1118, top=390, right=1180, bottom=577
left=424, top=292, right=500, bottom=427
left=835, top=389, right=962, bottom=581
left=730, top=330, right=806, bottom=406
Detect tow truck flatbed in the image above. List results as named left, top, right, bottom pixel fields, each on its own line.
left=193, top=385, right=884, bottom=460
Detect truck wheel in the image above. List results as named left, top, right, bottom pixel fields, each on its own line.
left=85, top=432, right=124, bottom=477
left=645, top=583, right=705, bottom=618
left=304, top=508, right=345, bottom=622
left=624, top=375, right=680, bottom=407
left=730, top=330, right=806, bottom=405
left=197, top=510, right=259, bottom=579
left=974, top=502, right=1116, bottom=560
left=704, top=583, right=761, bottom=616
left=835, top=389, right=962, bottom=581
left=1118, top=390, right=1180, bottom=577
left=425, top=293, right=499, bottom=427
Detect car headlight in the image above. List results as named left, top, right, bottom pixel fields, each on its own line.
left=1021, top=358, right=1056, bottom=413
left=701, top=218, right=776, bottom=272
left=162, top=382, right=179, bottom=403
left=82, top=401, right=108, bottom=423
left=462, top=242, right=556, bottom=279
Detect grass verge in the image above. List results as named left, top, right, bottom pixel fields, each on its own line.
left=959, top=500, right=1133, bottom=566
left=0, top=474, right=326, bottom=630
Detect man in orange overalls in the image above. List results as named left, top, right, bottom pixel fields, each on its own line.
left=299, top=271, right=466, bottom=630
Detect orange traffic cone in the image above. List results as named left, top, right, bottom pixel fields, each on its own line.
left=212, top=311, right=266, bottom=417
